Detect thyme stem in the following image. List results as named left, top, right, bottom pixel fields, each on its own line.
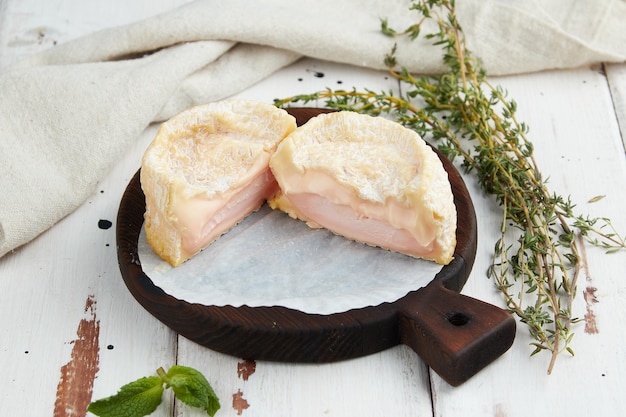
left=274, top=0, right=625, bottom=372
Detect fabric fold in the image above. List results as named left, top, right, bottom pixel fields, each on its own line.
left=1, top=0, right=625, bottom=258
left=155, top=44, right=301, bottom=122
left=0, top=41, right=234, bottom=256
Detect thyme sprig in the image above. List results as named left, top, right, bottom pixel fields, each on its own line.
left=275, top=0, right=625, bottom=373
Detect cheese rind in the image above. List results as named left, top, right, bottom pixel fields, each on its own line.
left=141, top=99, right=297, bottom=266
left=269, top=111, right=457, bottom=265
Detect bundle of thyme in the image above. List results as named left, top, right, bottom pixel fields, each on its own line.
left=275, top=0, right=625, bottom=373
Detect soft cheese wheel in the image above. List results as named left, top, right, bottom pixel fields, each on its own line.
left=141, top=99, right=297, bottom=266
left=269, top=111, right=456, bottom=265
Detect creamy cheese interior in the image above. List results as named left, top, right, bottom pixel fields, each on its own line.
left=274, top=192, right=435, bottom=256
left=270, top=168, right=441, bottom=258
left=173, top=166, right=278, bottom=257
left=141, top=99, right=297, bottom=266
left=268, top=111, right=456, bottom=265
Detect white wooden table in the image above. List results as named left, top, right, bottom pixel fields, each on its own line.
left=1, top=1, right=625, bottom=416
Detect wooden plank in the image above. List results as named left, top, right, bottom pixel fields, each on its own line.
left=0, top=0, right=193, bottom=67
left=431, top=66, right=626, bottom=417
left=606, top=63, right=626, bottom=149
left=0, top=124, right=177, bottom=416
left=0, top=2, right=190, bottom=415
left=176, top=342, right=433, bottom=417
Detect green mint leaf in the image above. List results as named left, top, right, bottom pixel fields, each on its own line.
left=165, top=365, right=221, bottom=416
left=87, top=376, right=164, bottom=417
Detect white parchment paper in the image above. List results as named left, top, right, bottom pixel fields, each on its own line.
left=138, top=205, right=442, bottom=315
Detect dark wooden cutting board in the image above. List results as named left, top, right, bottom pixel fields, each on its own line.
left=116, top=107, right=515, bottom=386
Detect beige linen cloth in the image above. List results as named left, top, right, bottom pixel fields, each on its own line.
left=0, top=0, right=625, bottom=258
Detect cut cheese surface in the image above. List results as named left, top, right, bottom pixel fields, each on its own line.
left=269, top=111, right=457, bottom=265
left=141, top=99, right=297, bottom=266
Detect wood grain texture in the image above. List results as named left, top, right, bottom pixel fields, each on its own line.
left=1, top=1, right=625, bottom=416
left=0, top=0, right=193, bottom=68
left=606, top=63, right=626, bottom=148
left=430, top=66, right=626, bottom=417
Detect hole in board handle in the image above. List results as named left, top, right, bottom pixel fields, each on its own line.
left=447, top=312, right=470, bottom=326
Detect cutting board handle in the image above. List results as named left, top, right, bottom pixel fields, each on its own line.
left=399, top=281, right=516, bottom=386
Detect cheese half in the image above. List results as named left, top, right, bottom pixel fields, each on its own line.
left=269, top=111, right=457, bottom=265
left=141, top=99, right=297, bottom=266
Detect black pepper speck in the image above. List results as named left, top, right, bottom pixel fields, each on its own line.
left=98, top=219, right=112, bottom=230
